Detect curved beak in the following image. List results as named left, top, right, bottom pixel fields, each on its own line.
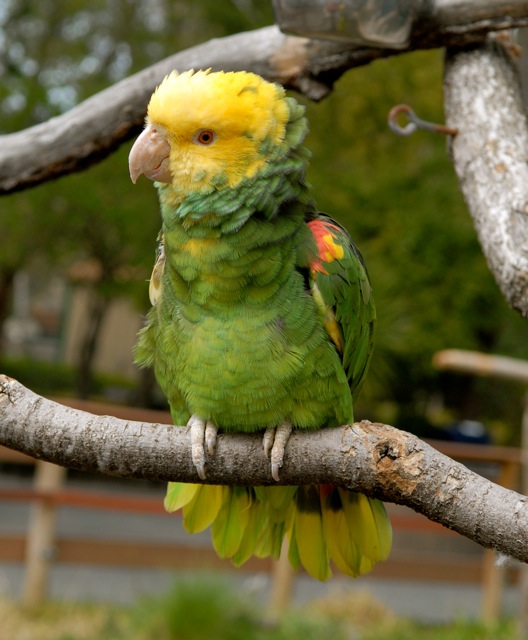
left=129, top=124, right=172, bottom=184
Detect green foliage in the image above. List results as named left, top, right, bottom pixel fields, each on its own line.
left=0, top=1, right=272, bottom=134
left=2, top=357, right=77, bottom=396
left=299, top=50, right=528, bottom=435
left=2, top=356, right=133, bottom=398
left=309, top=590, right=517, bottom=640
left=69, top=575, right=343, bottom=640
left=361, top=618, right=516, bottom=640
left=0, top=0, right=275, bottom=391
left=0, top=586, right=518, bottom=640
left=2, top=4, right=528, bottom=434
left=131, top=576, right=261, bottom=640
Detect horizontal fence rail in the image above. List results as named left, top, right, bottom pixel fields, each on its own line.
left=0, top=398, right=522, bottom=615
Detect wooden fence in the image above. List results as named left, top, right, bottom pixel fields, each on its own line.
left=0, top=398, right=522, bottom=619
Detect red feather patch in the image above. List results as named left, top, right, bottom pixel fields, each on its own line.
left=307, top=219, right=345, bottom=273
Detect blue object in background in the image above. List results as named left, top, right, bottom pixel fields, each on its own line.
left=448, top=420, right=491, bottom=445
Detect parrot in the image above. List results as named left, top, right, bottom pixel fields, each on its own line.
left=129, top=69, right=391, bottom=581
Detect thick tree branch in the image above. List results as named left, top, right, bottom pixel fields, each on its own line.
left=444, top=40, right=528, bottom=317
left=2, top=1, right=528, bottom=193
left=1, top=374, right=527, bottom=565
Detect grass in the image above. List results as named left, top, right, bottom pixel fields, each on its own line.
left=0, top=598, right=126, bottom=640
left=0, top=577, right=518, bottom=640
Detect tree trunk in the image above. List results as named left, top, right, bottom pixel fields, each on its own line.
left=444, top=39, right=528, bottom=317
left=0, top=270, right=15, bottom=357
left=76, top=290, right=109, bottom=399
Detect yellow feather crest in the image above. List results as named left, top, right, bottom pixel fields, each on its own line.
left=148, top=69, right=288, bottom=147
left=145, top=69, right=291, bottom=194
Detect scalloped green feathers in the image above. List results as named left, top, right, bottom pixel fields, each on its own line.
left=135, top=70, right=391, bottom=581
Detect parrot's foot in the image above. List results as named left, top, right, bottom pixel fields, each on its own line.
left=188, top=414, right=217, bottom=480
left=263, top=422, right=293, bottom=482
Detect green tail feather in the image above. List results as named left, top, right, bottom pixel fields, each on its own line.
left=254, top=485, right=297, bottom=522
left=164, top=482, right=391, bottom=580
left=233, top=500, right=286, bottom=566
left=255, top=520, right=286, bottom=560
left=231, top=495, right=268, bottom=566
left=287, top=523, right=301, bottom=571
left=211, top=487, right=252, bottom=557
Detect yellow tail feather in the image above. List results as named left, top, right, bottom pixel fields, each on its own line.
left=165, top=484, right=391, bottom=581
left=289, top=486, right=332, bottom=581
left=183, top=485, right=227, bottom=533
left=322, top=502, right=361, bottom=577
left=338, top=490, right=392, bottom=571
left=164, top=482, right=200, bottom=512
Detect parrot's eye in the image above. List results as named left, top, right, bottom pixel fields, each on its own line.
left=194, top=129, right=216, bottom=145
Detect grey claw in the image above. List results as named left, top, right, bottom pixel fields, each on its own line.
left=205, top=420, right=217, bottom=457
left=263, top=426, right=275, bottom=459
left=262, top=422, right=293, bottom=481
left=195, top=462, right=206, bottom=481
left=188, top=414, right=217, bottom=480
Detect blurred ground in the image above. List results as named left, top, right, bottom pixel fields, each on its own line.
left=0, top=471, right=521, bottom=623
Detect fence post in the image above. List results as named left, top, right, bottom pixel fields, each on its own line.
left=481, top=549, right=505, bottom=622
left=482, top=457, right=519, bottom=622
left=267, top=540, right=295, bottom=621
left=22, top=461, right=67, bottom=606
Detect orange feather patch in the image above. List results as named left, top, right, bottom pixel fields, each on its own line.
left=307, top=219, right=345, bottom=273
left=307, top=219, right=345, bottom=354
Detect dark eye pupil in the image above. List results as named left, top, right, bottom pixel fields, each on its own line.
left=199, top=130, right=213, bottom=143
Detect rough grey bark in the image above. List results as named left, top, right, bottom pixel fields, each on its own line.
left=1, top=1, right=528, bottom=194
left=1, top=374, right=528, bottom=565
left=444, top=41, right=528, bottom=317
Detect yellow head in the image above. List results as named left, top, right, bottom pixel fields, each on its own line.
left=129, top=69, right=290, bottom=198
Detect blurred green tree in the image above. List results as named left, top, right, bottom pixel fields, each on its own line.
left=1, top=2, right=527, bottom=437
left=0, top=0, right=272, bottom=396
left=302, top=50, right=528, bottom=438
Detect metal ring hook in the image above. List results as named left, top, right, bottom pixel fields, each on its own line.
left=388, top=104, right=458, bottom=137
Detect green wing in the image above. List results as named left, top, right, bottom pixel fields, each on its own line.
left=307, top=214, right=376, bottom=400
